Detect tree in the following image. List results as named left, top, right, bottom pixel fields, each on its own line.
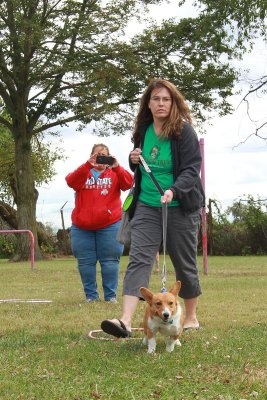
left=204, top=196, right=267, bottom=255
left=0, top=119, right=64, bottom=204
left=192, top=0, right=267, bottom=141
left=0, top=0, right=247, bottom=259
left=227, top=196, right=267, bottom=254
left=192, top=0, right=266, bottom=42
left=0, top=0, right=238, bottom=260
left=0, top=113, right=64, bottom=258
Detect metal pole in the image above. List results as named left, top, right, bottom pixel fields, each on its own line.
left=60, top=201, right=68, bottom=254
left=60, top=201, right=68, bottom=230
left=199, top=138, right=208, bottom=275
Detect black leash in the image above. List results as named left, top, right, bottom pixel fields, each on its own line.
left=139, top=155, right=164, bottom=195
left=139, top=155, right=168, bottom=292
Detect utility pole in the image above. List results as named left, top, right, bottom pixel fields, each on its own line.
left=60, top=201, right=68, bottom=254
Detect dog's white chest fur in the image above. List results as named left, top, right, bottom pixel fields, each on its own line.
left=148, top=304, right=183, bottom=336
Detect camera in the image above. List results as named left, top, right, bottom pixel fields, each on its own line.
left=96, top=155, right=115, bottom=166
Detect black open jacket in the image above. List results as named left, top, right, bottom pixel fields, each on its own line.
left=128, top=122, right=205, bottom=218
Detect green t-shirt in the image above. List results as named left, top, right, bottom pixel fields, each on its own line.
left=139, top=124, right=179, bottom=207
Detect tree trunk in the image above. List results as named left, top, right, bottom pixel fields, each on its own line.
left=12, top=128, right=42, bottom=261
left=0, top=201, right=18, bottom=228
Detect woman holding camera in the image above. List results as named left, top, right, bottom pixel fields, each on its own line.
left=66, top=143, right=133, bottom=303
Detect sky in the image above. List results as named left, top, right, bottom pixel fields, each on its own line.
left=35, top=1, right=267, bottom=230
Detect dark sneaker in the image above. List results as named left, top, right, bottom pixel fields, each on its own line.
left=105, top=298, right=117, bottom=303
left=86, top=298, right=100, bottom=303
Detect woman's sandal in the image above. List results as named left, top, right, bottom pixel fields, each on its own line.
left=101, top=319, right=132, bottom=338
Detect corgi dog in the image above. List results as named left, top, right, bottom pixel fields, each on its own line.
left=140, top=281, right=184, bottom=353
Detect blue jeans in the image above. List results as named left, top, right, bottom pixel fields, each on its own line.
left=71, top=221, right=124, bottom=301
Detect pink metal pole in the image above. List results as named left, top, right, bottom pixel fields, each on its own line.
left=199, top=138, right=208, bottom=275
left=0, top=230, right=35, bottom=271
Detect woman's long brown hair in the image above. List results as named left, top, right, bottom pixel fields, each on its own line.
left=132, top=79, right=192, bottom=144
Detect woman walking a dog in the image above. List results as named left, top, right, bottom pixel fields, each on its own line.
left=101, top=79, right=204, bottom=337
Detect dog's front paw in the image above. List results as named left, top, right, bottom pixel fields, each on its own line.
left=166, top=338, right=181, bottom=352
left=147, top=347, right=156, bottom=354
left=147, top=337, right=156, bottom=354
left=142, top=337, right=148, bottom=346
left=165, top=344, right=175, bottom=353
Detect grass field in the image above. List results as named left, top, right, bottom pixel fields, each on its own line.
left=0, top=255, right=266, bottom=400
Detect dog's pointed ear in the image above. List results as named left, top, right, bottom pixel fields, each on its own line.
left=169, top=281, right=181, bottom=297
left=140, top=287, right=154, bottom=304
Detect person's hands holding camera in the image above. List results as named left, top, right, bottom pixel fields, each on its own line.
left=110, top=155, right=118, bottom=168
left=89, top=150, right=118, bottom=168
left=96, top=155, right=119, bottom=168
left=88, top=151, right=98, bottom=165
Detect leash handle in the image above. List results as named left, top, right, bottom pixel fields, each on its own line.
left=138, top=155, right=168, bottom=292
left=161, top=202, right=168, bottom=292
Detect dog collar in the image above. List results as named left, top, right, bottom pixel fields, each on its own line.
left=162, top=319, right=173, bottom=325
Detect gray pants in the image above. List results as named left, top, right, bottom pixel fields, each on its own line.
left=123, top=201, right=202, bottom=299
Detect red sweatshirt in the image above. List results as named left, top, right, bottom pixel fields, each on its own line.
left=66, top=161, right=133, bottom=230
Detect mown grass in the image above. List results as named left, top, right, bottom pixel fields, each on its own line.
left=0, top=256, right=266, bottom=400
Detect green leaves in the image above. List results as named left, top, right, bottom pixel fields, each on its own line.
left=0, top=0, right=251, bottom=135
left=195, top=0, right=267, bottom=47
left=0, top=123, right=65, bottom=204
